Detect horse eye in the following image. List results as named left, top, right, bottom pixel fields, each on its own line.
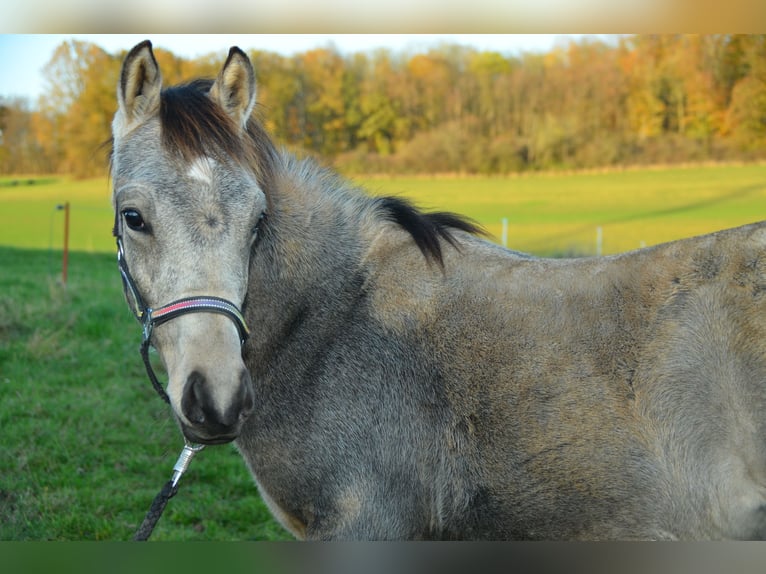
left=122, top=209, right=147, bottom=232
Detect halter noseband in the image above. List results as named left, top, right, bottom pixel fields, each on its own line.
left=115, top=234, right=250, bottom=404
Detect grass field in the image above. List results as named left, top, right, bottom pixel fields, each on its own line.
left=2, top=164, right=765, bottom=256
left=0, top=247, right=289, bottom=540
left=354, top=164, right=766, bottom=255
left=1, top=164, right=764, bottom=540
left=0, top=176, right=114, bottom=254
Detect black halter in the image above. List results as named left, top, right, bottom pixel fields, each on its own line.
left=114, top=233, right=250, bottom=404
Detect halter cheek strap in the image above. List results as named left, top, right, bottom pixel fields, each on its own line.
left=115, top=235, right=250, bottom=404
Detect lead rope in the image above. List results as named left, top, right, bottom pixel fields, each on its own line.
left=133, top=441, right=205, bottom=541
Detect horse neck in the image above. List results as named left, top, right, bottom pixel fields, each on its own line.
left=244, top=157, right=371, bottom=361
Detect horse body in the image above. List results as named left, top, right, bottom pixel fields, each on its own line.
left=237, top=161, right=766, bottom=539
left=112, top=41, right=766, bottom=540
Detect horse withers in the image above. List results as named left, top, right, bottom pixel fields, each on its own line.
left=111, top=40, right=766, bottom=540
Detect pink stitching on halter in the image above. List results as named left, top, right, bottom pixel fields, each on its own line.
left=149, top=297, right=249, bottom=337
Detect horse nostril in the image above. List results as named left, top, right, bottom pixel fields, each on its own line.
left=181, top=369, right=252, bottom=436
left=182, top=370, right=207, bottom=424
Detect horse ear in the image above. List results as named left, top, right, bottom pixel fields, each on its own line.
left=210, top=47, right=256, bottom=129
left=115, top=40, right=162, bottom=136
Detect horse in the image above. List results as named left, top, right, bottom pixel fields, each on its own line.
left=110, top=40, right=766, bottom=540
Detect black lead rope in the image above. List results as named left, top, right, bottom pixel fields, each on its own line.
left=133, top=442, right=204, bottom=541
left=133, top=480, right=178, bottom=541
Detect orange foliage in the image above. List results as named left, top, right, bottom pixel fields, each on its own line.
left=1, top=35, right=765, bottom=177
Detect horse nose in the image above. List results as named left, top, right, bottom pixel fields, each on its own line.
left=181, top=369, right=254, bottom=444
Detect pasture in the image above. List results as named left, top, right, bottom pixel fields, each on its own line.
left=355, top=163, right=766, bottom=255
left=0, top=247, right=288, bottom=540
left=1, top=163, right=764, bottom=540
left=2, top=164, right=765, bottom=257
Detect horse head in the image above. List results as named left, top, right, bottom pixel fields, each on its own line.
left=111, top=41, right=269, bottom=444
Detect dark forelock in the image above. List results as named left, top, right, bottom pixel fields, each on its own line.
left=159, top=79, right=277, bottom=189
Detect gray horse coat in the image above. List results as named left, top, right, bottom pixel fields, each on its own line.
left=111, top=41, right=766, bottom=540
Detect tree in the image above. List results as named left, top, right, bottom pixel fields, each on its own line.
left=467, top=51, right=512, bottom=139
left=724, top=35, right=766, bottom=151
left=298, top=48, right=351, bottom=156
left=355, top=50, right=401, bottom=155
left=4, top=35, right=766, bottom=177
left=0, top=97, right=35, bottom=173
left=33, top=41, right=118, bottom=176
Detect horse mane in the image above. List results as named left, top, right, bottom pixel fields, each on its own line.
left=375, top=196, right=484, bottom=267
left=159, top=79, right=482, bottom=267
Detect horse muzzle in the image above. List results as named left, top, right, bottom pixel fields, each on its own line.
left=179, top=368, right=255, bottom=445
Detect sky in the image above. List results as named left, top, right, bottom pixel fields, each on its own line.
left=0, top=34, right=592, bottom=102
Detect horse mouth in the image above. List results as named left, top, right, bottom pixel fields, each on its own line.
left=181, top=426, right=240, bottom=446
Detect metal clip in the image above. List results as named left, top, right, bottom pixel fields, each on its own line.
left=142, top=312, right=154, bottom=343
left=170, top=441, right=205, bottom=488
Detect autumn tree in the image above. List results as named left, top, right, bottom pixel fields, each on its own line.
left=1, top=97, right=38, bottom=173
left=32, top=41, right=117, bottom=176
left=355, top=50, right=406, bottom=155
left=2, top=35, right=765, bottom=177
left=725, top=35, right=766, bottom=152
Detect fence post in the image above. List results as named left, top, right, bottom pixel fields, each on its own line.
left=60, top=202, right=70, bottom=285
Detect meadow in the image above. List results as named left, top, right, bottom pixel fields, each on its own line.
left=354, top=163, right=766, bottom=256
left=2, top=163, right=765, bottom=257
left=0, top=246, right=290, bottom=540
left=1, top=163, right=764, bottom=540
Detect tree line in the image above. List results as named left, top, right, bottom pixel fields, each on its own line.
left=1, top=35, right=765, bottom=178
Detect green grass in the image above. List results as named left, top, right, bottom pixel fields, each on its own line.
left=2, top=165, right=764, bottom=256
left=0, top=176, right=114, bottom=253
left=354, top=163, right=766, bottom=255
left=0, top=246, right=290, bottom=540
